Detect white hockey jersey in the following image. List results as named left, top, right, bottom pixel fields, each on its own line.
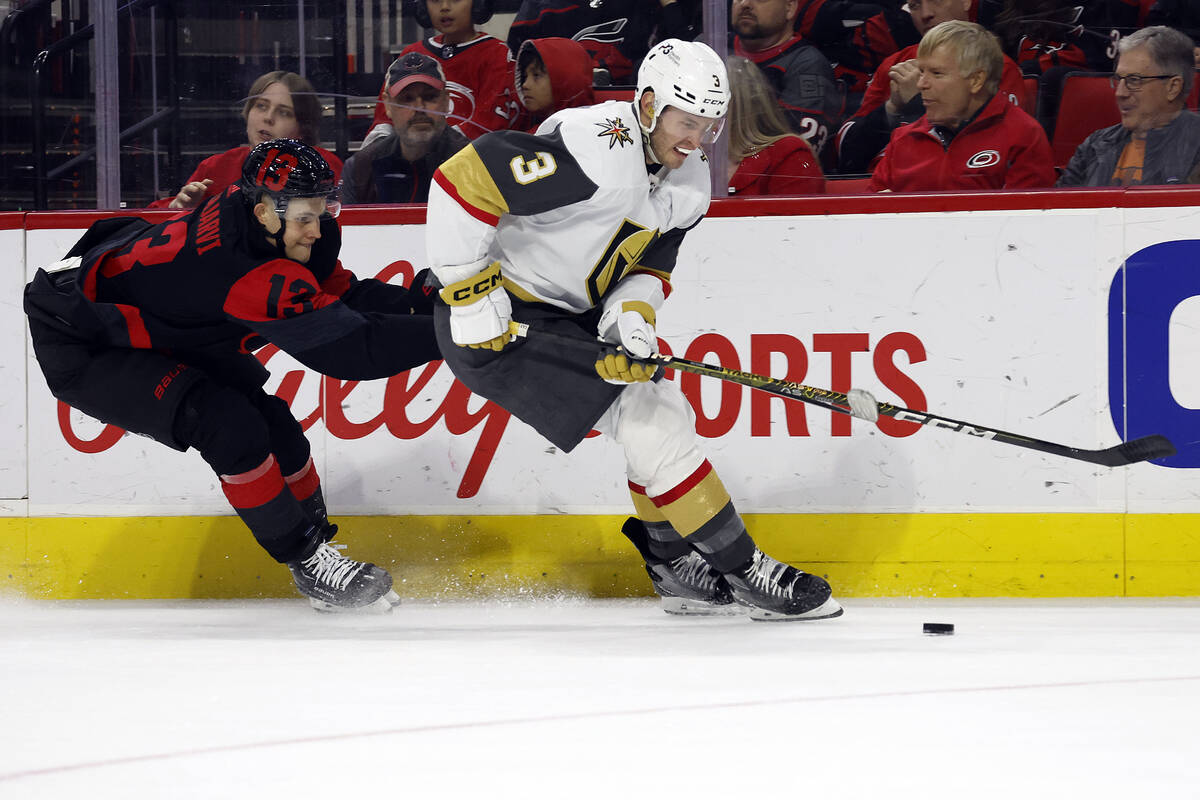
left=426, top=100, right=712, bottom=313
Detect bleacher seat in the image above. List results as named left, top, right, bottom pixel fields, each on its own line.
left=1021, top=76, right=1038, bottom=115
left=1049, top=72, right=1120, bottom=168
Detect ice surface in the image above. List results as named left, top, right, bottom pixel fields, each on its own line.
left=1, top=597, right=1198, bottom=798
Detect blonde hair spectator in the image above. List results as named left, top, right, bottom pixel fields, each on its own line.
left=918, top=19, right=1004, bottom=96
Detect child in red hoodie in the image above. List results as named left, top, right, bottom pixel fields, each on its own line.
left=513, top=37, right=598, bottom=132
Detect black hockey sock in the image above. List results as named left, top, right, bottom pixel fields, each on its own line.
left=221, top=455, right=320, bottom=563
left=284, top=457, right=336, bottom=541
left=619, top=517, right=690, bottom=563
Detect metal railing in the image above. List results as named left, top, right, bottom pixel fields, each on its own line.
left=28, top=0, right=180, bottom=209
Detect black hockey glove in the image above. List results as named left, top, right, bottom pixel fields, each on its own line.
left=409, top=267, right=437, bottom=315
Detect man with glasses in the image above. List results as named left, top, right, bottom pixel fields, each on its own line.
left=1059, top=26, right=1200, bottom=186
left=423, top=39, right=844, bottom=622
left=24, top=139, right=441, bottom=612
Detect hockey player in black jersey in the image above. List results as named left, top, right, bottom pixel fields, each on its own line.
left=426, top=40, right=843, bottom=621
left=24, top=139, right=440, bottom=612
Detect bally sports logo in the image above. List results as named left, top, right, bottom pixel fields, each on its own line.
left=966, top=149, right=1001, bottom=169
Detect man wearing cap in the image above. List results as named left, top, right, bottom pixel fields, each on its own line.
left=341, top=52, right=470, bottom=204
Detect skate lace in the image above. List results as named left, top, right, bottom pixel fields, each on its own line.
left=668, top=552, right=719, bottom=591
left=301, top=542, right=360, bottom=591
left=743, top=550, right=792, bottom=598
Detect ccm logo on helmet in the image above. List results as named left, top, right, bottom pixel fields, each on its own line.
left=966, top=150, right=1000, bottom=169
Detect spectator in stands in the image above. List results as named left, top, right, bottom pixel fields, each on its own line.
left=1144, top=1, right=1200, bottom=67
left=986, top=0, right=1141, bottom=137
left=513, top=38, right=597, bottom=132
left=868, top=20, right=1054, bottom=191
left=1059, top=26, right=1200, bottom=186
left=364, top=0, right=517, bottom=146
left=341, top=53, right=470, bottom=204
left=792, top=0, right=920, bottom=115
left=837, top=0, right=1026, bottom=174
left=732, top=0, right=843, bottom=170
left=506, top=0, right=701, bottom=85
left=153, top=71, right=341, bottom=210
left=725, top=55, right=826, bottom=195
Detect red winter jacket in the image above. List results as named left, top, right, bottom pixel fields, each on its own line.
left=513, top=37, right=597, bottom=132
left=868, top=90, right=1054, bottom=193
left=728, top=135, right=826, bottom=196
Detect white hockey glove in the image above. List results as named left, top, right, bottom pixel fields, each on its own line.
left=596, top=300, right=659, bottom=384
left=597, top=300, right=658, bottom=358
left=439, top=261, right=513, bottom=351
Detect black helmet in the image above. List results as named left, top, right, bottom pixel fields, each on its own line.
left=240, top=138, right=340, bottom=219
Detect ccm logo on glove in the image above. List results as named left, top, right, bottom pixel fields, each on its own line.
left=440, top=262, right=504, bottom=306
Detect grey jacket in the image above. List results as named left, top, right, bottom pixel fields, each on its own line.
left=1058, top=110, right=1200, bottom=187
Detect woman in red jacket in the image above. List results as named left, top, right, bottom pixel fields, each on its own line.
left=152, top=71, right=343, bottom=209
left=725, top=55, right=825, bottom=196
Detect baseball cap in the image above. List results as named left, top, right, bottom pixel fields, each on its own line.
left=386, top=52, right=446, bottom=98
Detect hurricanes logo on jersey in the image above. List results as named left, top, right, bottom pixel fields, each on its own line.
left=595, top=117, right=633, bottom=149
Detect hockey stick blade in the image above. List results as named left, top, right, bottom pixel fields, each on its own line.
left=506, top=322, right=1176, bottom=467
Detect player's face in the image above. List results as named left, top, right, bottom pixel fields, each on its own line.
left=916, top=44, right=982, bottom=128
left=730, top=0, right=795, bottom=42
left=427, top=0, right=473, bottom=42
left=387, top=83, right=450, bottom=147
left=245, top=82, right=301, bottom=146
left=521, top=61, right=553, bottom=112
left=907, top=0, right=971, bottom=36
left=648, top=106, right=715, bottom=169
left=279, top=198, right=326, bottom=263
left=1113, top=46, right=1181, bottom=136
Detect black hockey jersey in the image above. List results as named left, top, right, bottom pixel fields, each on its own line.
left=24, top=187, right=438, bottom=381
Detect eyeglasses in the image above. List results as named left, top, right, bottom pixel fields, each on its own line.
left=1109, top=73, right=1175, bottom=90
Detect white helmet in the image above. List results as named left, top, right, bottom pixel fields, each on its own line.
left=636, top=39, right=729, bottom=134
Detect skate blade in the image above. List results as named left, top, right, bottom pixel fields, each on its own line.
left=661, top=596, right=745, bottom=616
left=309, top=590, right=399, bottom=615
left=746, top=595, right=844, bottom=622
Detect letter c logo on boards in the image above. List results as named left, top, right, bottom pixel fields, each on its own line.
left=1108, top=239, right=1200, bottom=467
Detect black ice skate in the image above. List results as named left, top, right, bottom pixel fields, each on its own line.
left=724, top=549, right=843, bottom=621
left=288, top=542, right=400, bottom=613
left=620, top=518, right=739, bottom=616
left=647, top=550, right=741, bottom=616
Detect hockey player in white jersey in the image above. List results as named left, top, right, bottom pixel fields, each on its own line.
left=425, top=39, right=842, bottom=621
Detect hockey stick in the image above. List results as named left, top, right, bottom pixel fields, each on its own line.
left=507, top=321, right=1176, bottom=468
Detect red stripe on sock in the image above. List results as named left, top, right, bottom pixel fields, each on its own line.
left=649, top=460, right=713, bottom=507
left=285, top=457, right=320, bottom=501
left=628, top=480, right=648, bottom=497
left=220, top=456, right=286, bottom=509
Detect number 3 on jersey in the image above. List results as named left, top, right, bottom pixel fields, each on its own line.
left=510, top=152, right=557, bottom=185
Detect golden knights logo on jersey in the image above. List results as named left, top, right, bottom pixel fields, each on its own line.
left=588, top=219, right=659, bottom=303
left=595, top=117, right=633, bottom=149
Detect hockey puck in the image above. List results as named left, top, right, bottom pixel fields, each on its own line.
left=923, top=622, right=954, bottom=635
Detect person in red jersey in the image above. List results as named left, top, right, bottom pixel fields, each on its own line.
left=869, top=20, right=1054, bottom=191
left=364, top=0, right=518, bottom=144
left=725, top=56, right=825, bottom=195
left=25, top=140, right=440, bottom=613
left=151, top=71, right=342, bottom=210
left=837, top=0, right=1025, bottom=174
